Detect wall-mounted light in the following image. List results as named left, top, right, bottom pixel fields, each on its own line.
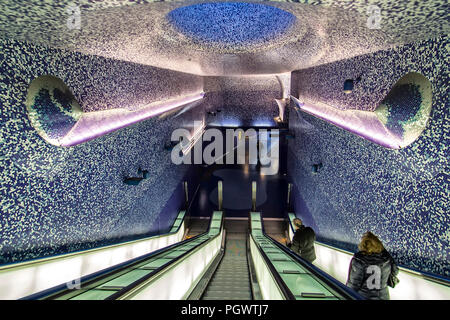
left=124, top=168, right=150, bottom=185
left=207, top=109, right=222, bottom=116
left=164, top=138, right=181, bottom=151
left=285, top=132, right=295, bottom=140
left=312, top=162, right=323, bottom=173
left=343, top=76, right=362, bottom=94
left=273, top=116, right=283, bottom=123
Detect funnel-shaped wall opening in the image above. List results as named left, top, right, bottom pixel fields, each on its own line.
left=375, top=72, right=432, bottom=148
left=26, top=75, right=205, bottom=147
left=26, top=75, right=83, bottom=146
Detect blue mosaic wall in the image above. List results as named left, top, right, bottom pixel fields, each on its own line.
left=0, top=38, right=204, bottom=265
left=288, top=35, right=449, bottom=278
left=205, top=76, right=280, bottom=127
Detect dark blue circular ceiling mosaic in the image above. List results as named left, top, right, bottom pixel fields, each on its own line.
left=167, top=2, right=297, bottom=48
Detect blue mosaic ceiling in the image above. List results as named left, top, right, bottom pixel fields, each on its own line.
left=167, top=2, right=297, bottom=49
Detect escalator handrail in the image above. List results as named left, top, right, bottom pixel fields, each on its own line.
left=250, top=233, right=296, bottom=300
left=270, top=212, right=364, bottom=299
left=266, top=235, right=364, bottom=300
left=23, top=210, right=193, bottom=300
left=107, top=212, right=225, bottom=300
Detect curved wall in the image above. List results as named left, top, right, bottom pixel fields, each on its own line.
left=0, top=37, right=203, bottom=265
left=288, top=35, right=449, bottom=278
left=204, top=75, right=282, bottom=127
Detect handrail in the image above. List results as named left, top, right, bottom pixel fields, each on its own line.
left=249, top=212, right=296, bottom=300
left=261, top=212, right=362, bottom=300
left=268, top=236, right=363, bottom=300
left=250, top=234, right=296, bottom=300
left=246, top=232, right=261, bottom=300
left=109, top=212, right=225, bottom=300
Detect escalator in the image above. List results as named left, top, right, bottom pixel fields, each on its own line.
left=188, top=215, right=361, bottom=300
left=249, top=211, right=361, bottom=300
left=35, top=211, right=224, bottom=300
left=201, top=221, right=252, bottom=300
left=29, top=208, right=361, bottom=300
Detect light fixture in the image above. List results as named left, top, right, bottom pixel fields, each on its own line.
left=343, top=76, right=362, bottom=94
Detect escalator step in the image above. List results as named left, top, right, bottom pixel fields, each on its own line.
left=208, top=283, right=250, bottom=289
left=203, top=292, right=252, bottom=299
left=206, top=286, right=250, bottom=292
left=211, top=275, right=249, bottom=280
left=202, top=296, right=251, bottom=300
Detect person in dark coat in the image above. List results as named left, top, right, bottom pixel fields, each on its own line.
left=289, top=218, right=316, bottom=263
left=346, top=231, right=399, bottom=300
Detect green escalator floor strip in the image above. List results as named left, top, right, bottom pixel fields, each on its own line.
left=70, top=289, right=117, bottom=300
left=98, top=285, right=124, bottom=290
left=295, top=295, right=339, bottom=300
left=271, top=259, right=291, bottom=262
left=282, top=270, right=302, bottom=274
left=99, top=270, right=153, bottom=288
left=299, top=292, right=326, bottom=298
left=280, top=268, right=334, bottom=298
left=169, top=211, right=186, bottom=233
left=210, top=220, right=222, bottom=229
left=140, top=258, right=173, bottom=269
left=163, top=250, right=187, bottom=259
left=138, top=266, right=157, bottom=270
left=272, top=261, right=307, bottom=273
left=267, top=253, right=289, bottom=260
